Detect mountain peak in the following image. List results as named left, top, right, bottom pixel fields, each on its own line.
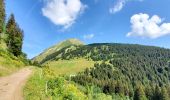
left=61, top=38, right=84, bottom=46
left=32, top=38, right=84, bottom=63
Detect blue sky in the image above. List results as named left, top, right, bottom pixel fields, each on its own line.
left=6, top=0, right=170, bottom=58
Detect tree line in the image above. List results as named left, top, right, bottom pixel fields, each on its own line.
left=0, top=0, right=24, bottom=57
left=72, top=63, right=170, bottom=100
left=50, top=43, right=170, bottom=100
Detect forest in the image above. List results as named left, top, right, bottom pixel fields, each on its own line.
left=1, top=0, right=170, bottom=99
left=39, top=43, right=170, bottom=100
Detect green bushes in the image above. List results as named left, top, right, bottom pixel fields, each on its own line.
left=47, top=77, right=86, bottom=100
left=0, top=0, right=29, bottom=76
left=24, top=68, right=46, bottom=100
left=24, top=67, right=87, bottom=100
left=72, top=62, right=170, bottom=100
left=24, top=67, right=131, bottom=100
left=0, top=49, right=25, bottom=76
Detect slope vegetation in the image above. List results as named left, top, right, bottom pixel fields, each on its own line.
left=30, top=40, right=170, bottom=99
left=32, top=38, right=84, bottom=64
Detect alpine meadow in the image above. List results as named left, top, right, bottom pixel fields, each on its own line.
left=1, top=0, right=170, bottom=100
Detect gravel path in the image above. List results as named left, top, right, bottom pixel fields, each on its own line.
left=0, top=67, right=32, bottom=100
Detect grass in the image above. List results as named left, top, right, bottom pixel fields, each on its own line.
left=0, top=33, right=25, bottom=76
left=24, top=67, right=87, bottom=100
left=24, top=66, right=129, bottom=100
left=24, top=67, right=47, bottom=100
left=43, top=58, right=95, bottom=75
left=24, top=58, right=95, bottom=99
left=0, top=33, right=8, bottom=50
left=0, top=49, right=25, bottom=76
left=33, top=38, right=84, bottom=63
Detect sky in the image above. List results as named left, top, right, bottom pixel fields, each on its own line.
left=5, top=0, right=170, bottom=59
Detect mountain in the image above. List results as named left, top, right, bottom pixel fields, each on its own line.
left=32, top=38, right=84, bottom=64
left=32, top=39, right=170, bottom=99
left=34, top=41, right=170, bottom=86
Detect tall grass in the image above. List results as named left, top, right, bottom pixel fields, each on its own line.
left=24, top=67, right=46, bottom=100
left=24, top=66, right=131, bottom=100
left=43, top=58, right=95, bottom=75
left=24, top=67, right=87, bottom=100
left=0, top=49, right=25, bottom=76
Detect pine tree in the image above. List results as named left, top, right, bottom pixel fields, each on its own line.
left=145, top=85, right=153, bottom=100
left=6, top=14, right=23, bottom=56
left=133, top=85, right=147, bottom=100
left=161, top=87, right=169, bottom=100
left=0, top=0, right=5, bottom=34
left=153, top=85, right=161, bottom=100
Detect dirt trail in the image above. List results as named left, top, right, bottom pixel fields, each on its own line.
left=0, top=67, right=32, bottom=100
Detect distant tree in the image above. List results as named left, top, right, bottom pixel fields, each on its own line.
left=0, top=0, right=5, bottom=34
left=115, top=80, right=124, bottom=95
left=6, top=14, right=23, bottom=56
left=153, top=85, right=161, bottom=100
left=161, top=87, right=169, bottom=100
left=145, top=85, right=154, bottom=100
left=133, top=85, right=147, bottom=100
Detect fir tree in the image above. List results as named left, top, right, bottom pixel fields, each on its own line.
left=133, top=85, right=147, bottom=100
left=153, top=85, right=161, bottom=100
left=0, top=0, right=5, bottom=34
left=161, top=87, right=169, bottom=100
left=6, top=14, right=23, bottom=56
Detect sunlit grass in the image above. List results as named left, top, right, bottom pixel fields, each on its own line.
left=0, top=49, right=25, bottom=76
left=44, top=58, right=95, bottom=75
left=24, top=67, right=87, bottom=100
left=24, top=67, right=47, bottom=100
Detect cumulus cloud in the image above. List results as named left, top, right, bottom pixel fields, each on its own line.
left=109, top=0, right=143, bottom=14
left=42, top=0, right=86, bottom=29
left=83, top=34, right=94, bottom=39
left=127, top=13, right=170, bottom=39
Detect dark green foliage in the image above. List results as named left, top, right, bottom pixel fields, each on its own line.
left=0, top=0, right=5, bottom=34
left=72, top=63, right=170, bottom=100
left=6, top=14, right=23, bottom=57
left=54, top=43, right=170, bottom=99
left=160, top=87, right=169, bottom=100
left=133, top=84, right=147, bottom=100
left=57, top=44, right=170, bottom=86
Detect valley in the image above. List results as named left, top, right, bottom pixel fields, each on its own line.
left=1, top=0, right=170, bottom=100
left=24, top=39, right=170, bottom=100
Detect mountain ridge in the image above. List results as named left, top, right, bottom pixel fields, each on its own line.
left=32, top=38, right=84, bottom=63
left=30, top=38, right=170, bottom=99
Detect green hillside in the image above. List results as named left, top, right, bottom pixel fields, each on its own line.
left=29, top=41, right=170, bottom=99
left=0, top=32, right=28, bottom=76
left=32, top=38, right=84, bottom=64
left=0, top=33, right=28, bottom=76
left=0, top=0, right=29, bottom=76
left=44, top=58, right=95, bottom=75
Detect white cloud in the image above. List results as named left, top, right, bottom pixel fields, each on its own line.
left=83, top=34, right=95, bottom=39
left=109, top=0, right=143, bottom=14
left=42, top=0, right=86, bottom=29
left=127, top=13, right=170, bottom=39
left=109, top=0, right=126, bottom=14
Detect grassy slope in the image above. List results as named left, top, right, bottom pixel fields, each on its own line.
left=33, top=38, right=84, bottom=63
left=0, top=49, right=25, bottom=76
left=43, top=58, right=95, bottom=75
left=24, top=67, right=129, bottom=100
left=0, top=34, right=25, bottom=76
left=24, top=67, right=87, bottom=100
left=24, top=67, right=46, bottom=100
left=25, top=39, right=131, bottom=99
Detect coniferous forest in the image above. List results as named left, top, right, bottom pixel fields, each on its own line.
left=1, top=0, right=170, bottom=100
left=0, top=0, right=28, bottom=76
left=34, top=43, right=170, bottom=100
